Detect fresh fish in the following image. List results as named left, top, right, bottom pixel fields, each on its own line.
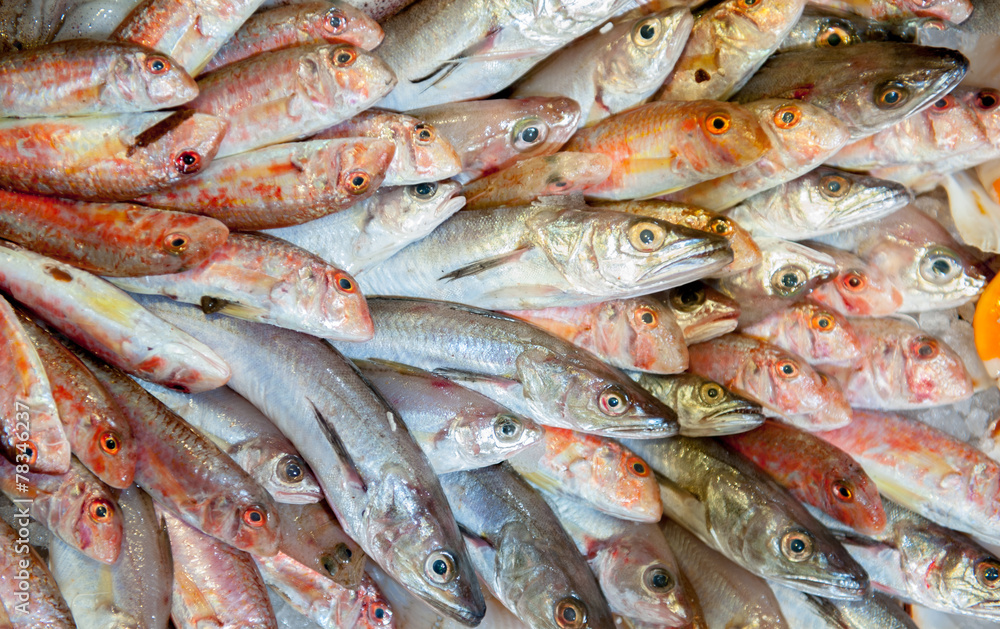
left=461, top=153, right=612, bottom=211
left=509, top=426, right=662, bottom=523
left=632, top=372, right=765, bottom=436
left=778, top=6, right=941, bottom=52
left=654, top=282, right=741, bottom=344
left=264, top=182, right=466, bottom=275
left=820, top=317, right=972, bottom=409
left=164, top=509, right=277, bottom=629
left=0, top=242, right=230, bottom=393
left=135, top=296, right=486, bottom=624
left=355, top=360, right=542, bottom=474
left=503, top=297, right=689, bottom=374
left=53, top=0, right=145, bottom=42
left=0, top=39, right=196, bottom=116
left=138, top=382, right=324, bottom=505
left=563, top=100, right=772, bottom=200
left=722, top=419, right=886, bottom=535
left=688, top=333, right=852, bottom=430
left=514, top=9, right=694, bottom=125
left=624, top=436, right=869, bottom=599
left=667, top=99, right=850, bottom=210
left=660, top=518, right=789, bottom=629
left=314, top=109, right=462, bottom=185
left=0, top=189, right=228, bottom=277
left=0, top=520, right=74, bottom=628
left=110, top=233, right=374, bottom=341
left=806, top=0, right=971, bottom=23
left=439, top=464, right=615, bottom=628
left=770, top=583, right=919, bottom=629
left=0, top=110, right=226, bottom=201
left=186, top=44, right=396, bottom=158
left=726, top=167, right=911, bottom=239
left=112, top=0, right=268, bottom=75
left=330, top=296, right=679, bottom=438
left=407, top=97, right=581, bottom=184
left=741, top=301, right=862, bottom=365
left=356, top=199, right=733, bottom=310
left=202, top=1, right=383, bottom=73
left=274, top=502, right=367, bottom=588
left=816, top=409, right=1000, bottom=544
left=733, top=43, right=969, bottom=140
left=803, top=241, right=905, bottom=316
left=657, top=0, right=805, bottom=101
left=135, top=139, right=394, bottom=230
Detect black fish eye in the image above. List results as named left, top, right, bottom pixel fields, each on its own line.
left=782, top=273, right=799, bottom=287
left=520, top=127, right=539, bottom=143
left=640, top=229, right=655, bottom=244
left=410, top=182, right=437, bottom=199
left=640, top=24, right=655, bottom=38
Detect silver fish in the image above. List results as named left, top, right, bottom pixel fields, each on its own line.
left=770, top=583, right=918, bottom=629
left=631, top=372, right=765, bottom=436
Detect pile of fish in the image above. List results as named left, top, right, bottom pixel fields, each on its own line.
left=3, top=0, right=1000, bottom=626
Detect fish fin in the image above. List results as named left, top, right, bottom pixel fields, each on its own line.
left=309, top=400, right=367, bottom=493
left=432, top=368, right=520, bottom=391
left=439, top=246, right=534, bottom=281
left=410, top=26, right=506, bottom=88
left=358, top=358, right=434, bottom=378
left=173, top=570, right=222, bottom=627
left=517, top=468, right=562, bottom=495
left=198, top=296, right=268, bottom=320
left=833, top=530, right=890, bottom=550
left=655, top=472, right=710, bottom=539
left=802, top=592, right=851, bottom=627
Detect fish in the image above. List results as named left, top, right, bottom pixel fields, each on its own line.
left=657, top=0, right=805, bottom=101
left=802, top=241, right=905, bottom=316
left=110, top=232, right=374, bottom=341
left=0, top=39, right=197, bottom=116
left=186, top=43, right=396, bottom=158
left=820, top=317, right=973, bottom=409
left=461, top=153, right=612, bottom=211
left=623, top=436, right=870, bottom=599
left=274, top=502, right=368, bottom=588
left=406, top=97, right=581, bottom=184
left=770, top=584, right=919, bottom=629
left=264, top=182, right=466, bottom=275
left=135, top=138, right=394, bottom=230
left=688, top=333, right=852, bottom=430
left=562, top=100, right=772, bottom=200
left=314, top=109, right=462, bottom=185
left=0, top=189, right=229, bottom=277
left=726, top=167, right=911, bottom=240
left=355, top=359, right=543, bottom=474
left=654, top=282, right=741, bottom=344
left=514, top=8, right=694, bottom=125
left=0, top=110, right=226, bottom=201
left=806, top=0, right=972, bottom=23
left=330, top=296, right=680, bottom=438
left=741, top=301, right=863, bottom=365
left=355, top=199, right=733, bottom=310
left=778, top=6, right=943, bottom=52
left=503, top=297, right=689, bottom=374
left=722, top=419, right=886, bottom=535
left=733, top=42, right=969, bottom=140
left=0, top=520, right=74, bottom=628
left=631, top=372, right=766, bottom=436
left=509, top=426, right=663, bottom=523
left=202, top=1, right=384, bottom=73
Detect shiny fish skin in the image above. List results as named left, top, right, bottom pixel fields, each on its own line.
left=654, top=282, right=741, bottom=344
left=563, top=100, right=772, bottom=200
left=631, top=371, right=765, bottom=436
left=722, top=419, right=886, bottom=535
left=461, top=153, right=612, bottom=211
left=110, top=232, right=374, bottom=341
left=186, top=43, right=396, bottom=158
left=0, top=520, right=74, bottom=629
left=356, top=359, right=543, bottom=474
left=0, top=189, right=229, bottom=277
left=136, top=138, right=394, bottom=230
left=0, top=242, right=230, bottom=393
left=0, top=110, right=226, bottom=201
left=733, top=42, right=969, bottom=140
left=135, top=296, right=486, bottom=624
left=439, top=464, right=615, bottom=629
left=274, top=502, right=367, bottom=588
left=625, top=436, right=870, bottom=599
left=202, top=1, right=383, bottom=74
left=806, top=0, right=971, bottom=23
left=741, top=301, right=862, bottom=366
left=514, top=9, right=694, bottom=126
left=770, top=584, right=918, bottom=629
left=803, top=241, right=904, bottom=317
left=264, top=182, right=466, bottom=275
left=0, top=39, right=197, bottom=116
left=778, top=6, right=936, bottom=52
left=331, top=297, right=679, bottom=438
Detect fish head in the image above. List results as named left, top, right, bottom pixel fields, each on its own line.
left=135, top=210, right=228, bottom=273
left=62, top=484, right=124, bottom=565
left=914, top=537, right=1000, bottom=618
left=726, top=0, right=806, bottom=36
left=231, top=437, right=324, bottom=505
left=205, top=488, right=281, bottom=556
left=590, top=535, right=690, bottom=626
left=588, top=297, right=687, bottom=373
left=357, top=574, right=395, bottom=628
left=959, top=86, right=1000, bottom=144
left=791, top=167, right=911, bottom=235
left=474, top=97, right=582, bottom=179
left=806, top=242, right=904, bottom=316
left=748, top=99, right=850, bottom=166
left=661, top=282, right=741, bottom=344
left=302, top=44, right=397, bottom=113
left=332, top=137, right=395, bottom=202
left=819, top=458, right=887, bottom=536
left=897, top=329, right=973, bottom=405
left=658, top=373, right=765, bottom=436
left=680, top=101, right=772, bottom=170
left=132, top=111, right=227, bottom=185
left=386, top=181, right=466, bottom=235
left=451, top=407, right=544, bottom=467
left=745, top=301, right=862, bottom=365
left=721, top=237, right=837, bottom=302
left=118, top=48, right=198, bottom=108
left=530, top=153, right=613, bottom=198
left=304, top=2, right=385, bottom=51
left=394, top=116, right=462, bottom=184
left=899, top=0, right=971, bottom=22
left=74, top=415, right=136, bottom=490
left=868, top=237, right=985, bottom=311
left=584, top=437, right=663, bottom=522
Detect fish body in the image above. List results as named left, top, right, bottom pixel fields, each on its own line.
left=778, top=6, right=940, bottom=52
left=461, top=153, right=612, bottom=211
left=0, top=525, right=74, bottom=628
left=274, top=502, right=367, bottom=588
left=770, top=584, right=918, bottom=629
left=806, top=0, right=971, bottom=23
left=632, top=371, right=765, bottom=436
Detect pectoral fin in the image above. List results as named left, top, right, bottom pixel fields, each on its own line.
left=439, top=246, right=533, bottom=281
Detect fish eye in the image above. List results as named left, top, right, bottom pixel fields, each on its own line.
left=738, top=0, right=761, bottom=8
left=17, top=440, right=36, bottom=465
left=146, top=55, right=171, bottom=74
left=910, top=336, right=939, bottom=359
left=408, top=182, right=437, bottom=199
left=162, top=232, right=189, bottom=254
left=635, top=306, right=658, bottom=327
left=975, top=89, right=1000, bottom=111
left=771, top=265, right=808, bottom=297
left=875, top=81, right=908, bottom=109
left=841, top=270, right=867, bottom=292
left=780, top=530, right=814, bottom=562
left=817, top=26, right=851, bottom=47
left=628, top=221, right=667, bottom=252
left=368, top=600, right=393, bottom=626
left=774, top=359, right=800, bottom=379
left=413, top=122, right=435, bottom=144
left=773, top=105, right=802, bottom=129
left=598, top=386, right=630, bottom=416
left=277, top=454, right=306, bottom=484
left=832, top=481, right=854, bottom=501
left=700, top=382, right=724, bottom=403
left=670, top=285, right=706, bottom=311
left=704, top=112, right=731, bottom=135
left=633, top=18, right=661, bottom=45
left=512, top=118, right=547, bottom=151
left=626, top=455, right=650, bottom=477
left=555, top=597, right=587, bottom=629
left=344, top=171, right=371, bottom=194
left=493, top=415, right=523, bottom=442
left=88, top=499, right=114, bottom=523
left=810, top=312, right=835, bottom=332
left=332, top=46, right=357, bottom=67
left=977, top=560, right=1000, bottom=588
left=175, top=150, right=202, bottom=175
left=709, top=217, right=733, bottom=235
left=242, top=506, right=267, bottom=527
left=819, top=174, right=849, bottom=198
left=643, top=565, right=674, bottom=592
left=99, top=431, right=121, bottom=455
left=324, top=8, right=347, bottom=33
left=424, top=550, right=457, bottom=584
left=333, top=272, right=356, bottom=293
left=919, top=247, right=962, bottom=284
left=931, top=95, right=955, bottom=112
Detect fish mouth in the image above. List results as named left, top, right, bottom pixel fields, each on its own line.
left=836, top=182, right=911, bottom=223
left=591, top=414, right=679, bottom=438
left=778, top=572, right=870, bottom=601
left=683, top=317, right=739, bottom=345
left=637, top=235, right=734, bottom=288
left=700, top=407, right=765, bottom=434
